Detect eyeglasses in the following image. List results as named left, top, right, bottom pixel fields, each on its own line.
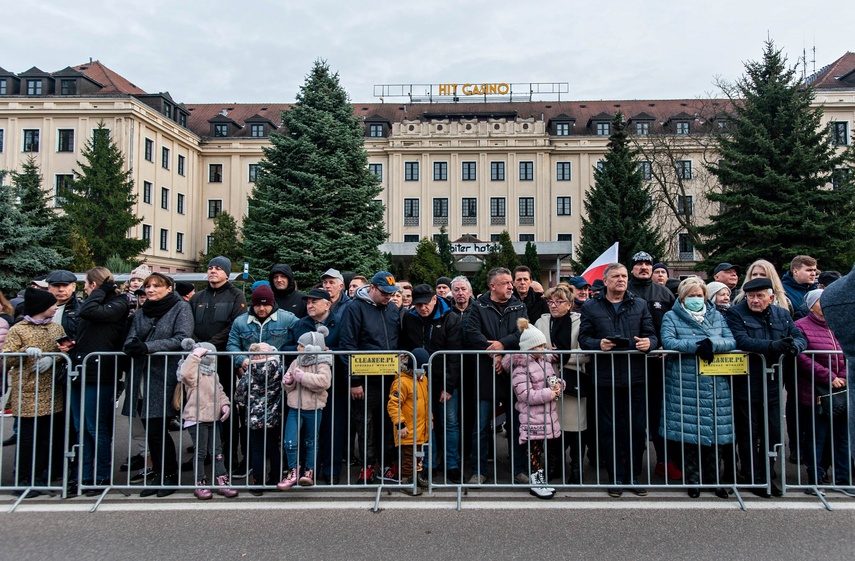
left=546, top=300, right=569, bottom=306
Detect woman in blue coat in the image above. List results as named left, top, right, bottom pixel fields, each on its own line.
left=659, top=276, right=737, bottom=499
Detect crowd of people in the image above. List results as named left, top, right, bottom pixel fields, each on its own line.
left=1, top=252, right=854, bottom=501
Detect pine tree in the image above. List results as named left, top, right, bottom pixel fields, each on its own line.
left=698, top=41, right=855, bottom=272
left=407, top=237, right=445, bottom=286
left=521, top=241, right=542, bottom=281
left=61, top=122, right=148, bottom=264
left=472, top=231, right=518, bottom=294
left=0, top=183, right=67, bottom=294
left=436, top=225, right=459, bottom=277
left=199, top=211, right=243, bottom=271
left=575, top=113, right=664, bottom=268
left=11, top=156, right=71, bottom=259
left=242, top=60, right=387, bottom=287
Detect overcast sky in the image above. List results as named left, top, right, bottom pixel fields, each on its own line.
left=5, top=1, right=853, bottom=104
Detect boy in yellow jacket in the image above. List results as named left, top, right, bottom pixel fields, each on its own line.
left=387, top=348, right=431, bottom=495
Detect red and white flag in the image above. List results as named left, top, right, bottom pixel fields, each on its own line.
left=581, top=242, right=619, bottom=285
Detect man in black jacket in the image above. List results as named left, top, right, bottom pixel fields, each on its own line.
left=579, top=263, right=657, bottom=496
left=513, top=266, right=548, bottom=322
left=400, top=284, right=463, bottom=482
left=726, top=277, right=806, bottom=497
left=189, top=256, right=248, bottom=473
left=269, top=263, right=307, bottom=318
left=463, top=267, right=527, bottom=485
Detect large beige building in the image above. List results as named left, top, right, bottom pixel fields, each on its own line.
left=1, top=54, right=853, bottom=281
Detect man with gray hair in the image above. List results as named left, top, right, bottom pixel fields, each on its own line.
left=321, top=268, right=350, bottom=316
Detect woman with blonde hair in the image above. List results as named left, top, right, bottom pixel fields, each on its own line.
left=733, top=260, right=793, bottom=313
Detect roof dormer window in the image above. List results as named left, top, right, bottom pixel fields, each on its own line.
left=676, top=121, right=690, bottom=135
left=214, top=124, right=228, bottom=137
left=27, top=79, right=42, bottom=95
left=60, top=79, right=76, bottom=95
left=250, top=124, right=265, bottom=137
left=595, top=122, right=610, bottom=136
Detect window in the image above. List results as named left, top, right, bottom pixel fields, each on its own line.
left=404, top=198, right=419, bottom=226
left=248, top=164, right=259, bottom=183
left=490, top=233, right=502, bottom=242
left=164, top=103, right=172, bottom=119
left=677, top=160, right=693, bottom=180
left=491, top=161, right=505, bottom=181
left=177, top=154, right=185, bottom=176
left=677, top=195, right=694, bottom=216
left=54, top=175, right=73, bottom=208
left=405, top=161, right=419, bottom=181
left=177, top=193, right=185, bottom=215
left=250, top=124, right=265, bottom=138
left=0, top=79, right=6, bottom=95
left=23, top=129, right=39, bottom=152
left=176, top=232, right=184, bottom=253
left=178, top=113, right=187, bottom=127
left=142, top=224, right=152, bottom=247
left=596, top=160, right=605, bottom=171
left=404, top=235, right=419, bottom=243
left=60, top=79, right=76, bottom=95
left=369, top=163, right=382, bottom=181
left=519, top=197, right=535, bottom=225
left=676, top=121, right=690, bottom=135
left=26, top=79, right=42, bottom=95
left=555, top=122, right=570, bottom=136
left=595, top=122, right=610, bottom=136
left=143, top=181, right=152, bottom=204
left=556, top=196, right=572, bottom=216
left=462, top=161, right=477, bottom=181
left=678, top=233, right=695, bottom=261
left=638, top=161, right=652, bottom=180
left=434, top=161, right=448, bottom=181
left=433, top=198, right=449, bottom=226
left=0, top=129, right=4, bottom=152
left=159, top=229, right=168, bottom=251
left=92, top=127, right=110, bottom=143
left=556, top=162, right=571, bottom=181
left=209, top=164, right=223, bottom=183
left=369, top=124, right=383, bottom=137
left=519, top=161, right=534, bottom=181
left=635, top=121, right=650, bottom=135
left=490, top=197, right=506, bottom=225
left=214, top=124, right=228, bottom=137
left=206, top=235, right=214, bottom=253
left=161, top=147, right=170, bottom=169
left=161, top=187, right=169, bottom=210
left=144, top=138, right=154, bottom=162
left=57, top=129, right=74, bottom=152
left=208, top=199, right=223, bottom=218
left=557, top=233, right=573, bottom=242
left=462, top=198, right=477, bottom=225
left=519, top=234, right=535, bottom=242
left=832, top=122, right=849, bottom=146
left=832, top=168, right=852, bottom=190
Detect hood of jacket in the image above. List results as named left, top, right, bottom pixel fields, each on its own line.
left=407, top=292, right=453, bottom=321
left=269, top=264, right=297, bottom=298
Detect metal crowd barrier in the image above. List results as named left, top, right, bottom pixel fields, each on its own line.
left=2, top=348, right=852, bottom=511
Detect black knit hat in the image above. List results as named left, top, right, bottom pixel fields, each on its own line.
left=23, top=287, right=57, bottom=317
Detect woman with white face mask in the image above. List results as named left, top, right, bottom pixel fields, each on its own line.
left=659, top=276, right=737, bottom=499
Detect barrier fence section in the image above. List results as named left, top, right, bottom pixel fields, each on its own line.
left=1, top=348, right=852, bottom=511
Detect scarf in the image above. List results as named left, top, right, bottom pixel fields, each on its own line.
left=141, top=291, right=181, bottom=319
left=24, top=315, right=54, bottom=325
left=683, top=302, right=706, bottom=324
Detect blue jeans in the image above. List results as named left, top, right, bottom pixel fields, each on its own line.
left=284, top=408, right=322, bottom=473
left=432, top=389, right=460, bottom=470
left=70, top=383, right=114, bottom=482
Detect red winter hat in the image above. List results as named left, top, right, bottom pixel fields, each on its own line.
left=251, top=284, right=275, bottom=306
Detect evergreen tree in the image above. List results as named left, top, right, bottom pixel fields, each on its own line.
left=61, top=122, right=147, bottom=264
left=407, top=237, right=445, bottom=286
left=242, top=60, right=387, bottom=287
left=472, top=231, right=518, bottom=294
left=521, top=241, right=542, bottom=282
left=199, top=211, right=243, bottom=271
left=436, top=225, right=459, bottom=277
left=11, top=156, right=71, bottom=258
left=575, top=113, right=664, bottom=268
left=68, top=231, right=95, bottom=272
left=698, top=41, right=855, bottom=272
left=0, top=183, right=67, bottom=294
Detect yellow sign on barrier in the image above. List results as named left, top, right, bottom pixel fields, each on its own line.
left=698, top=353, right=749, bottom=376
left=350, top=354, right=399, bottom=376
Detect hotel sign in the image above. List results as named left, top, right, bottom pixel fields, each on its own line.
left=437, top=83, right=511, bottom=96
left=448, top=243, right=499, bottom=255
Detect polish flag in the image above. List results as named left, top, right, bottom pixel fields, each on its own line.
left=581, top=242, right=619, bottom=285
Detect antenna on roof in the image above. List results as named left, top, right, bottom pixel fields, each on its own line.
left=89, top=57, right=93, bottom=64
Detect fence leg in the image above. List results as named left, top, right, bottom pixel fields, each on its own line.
left=372, top=486, right=382, bottom=512
left=731, top=487, right=747, bottom=511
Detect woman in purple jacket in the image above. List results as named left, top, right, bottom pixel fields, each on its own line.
left=795, top=289, right=852, bottom=495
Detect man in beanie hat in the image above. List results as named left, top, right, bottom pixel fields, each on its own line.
left=435, top=276, right=453, bottom=301
left=190, top=256, right=248, bottom=474
left=175, top=281, right=196, bottom=301
left=268, top=264, right=307, bottom=319
left=651, top=263, right=669, bottom=286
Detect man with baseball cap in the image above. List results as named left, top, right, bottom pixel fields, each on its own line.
left=339, top=271, right=401, bottom=484
left=713, top=263, right=741, bottom=293
left=321, top=268, right=349, bottom=316
left=566, top=276, right=590, bottom=313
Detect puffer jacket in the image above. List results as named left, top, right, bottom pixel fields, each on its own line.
left=179, top=353, right=230, bottom=423
left=387, top=369, right=430, bottom=446
left=578, top=291, right=658, bottom=387
left=504, top=352, right=562, bottom=443
left=659, top=301, right=736, bottom=446
left=283, top=355, right=332, bottom=411
left=795, top=313, right=847, bottom=407
left=269, top=264, right=307, bottom=318
left=71, top=286, right=130, bottom=383
left=726, top=300, right=807, bottom=403
left=2, top=320, right=66, bottom=417
left=227, top=307, right=298, bottom=368
left=235, top=356, right=283, bottom=429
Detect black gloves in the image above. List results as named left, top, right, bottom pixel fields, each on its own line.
left=695, top=338, right=715, bottom=363
left=123, top=339, right=148, bottom=357
left=100, top=280, right=117, bottom=294
left=769, top=336, right=798, bottom=356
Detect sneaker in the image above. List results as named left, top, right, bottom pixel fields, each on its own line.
left=216, top=475, right=239, bottom=497
left=230, top=461, right=248, bottom=479
left=514, top=472, right=530, bottom=484
left=445, top=468, right=462, bottom=483
left=277, top=468, right=300, bottom=490
left=130, top=467, right=154, bottom=483
left=155, top=473, right=178, bottom=498
left=628, top=479, right=648, bottom=496
left=299, top=469, right=315, bottom=487
left=357, top=465, right=377, bottom=485
left=468, top=473, right=486, bottom=487
left=416, top=470, right=429, bottom=488
left=401, top=477, right=422, bottom=496
left=833, top=486, right=855, bottom=497
left=655, top=462, right=683, bottom=480
left=195, top=479, right=213, bottom=500
left=382, top=464, right=399, bottom=482
left=608, top=480, right=624, bottom=497
left=529, top=469, right=554, bottom=499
